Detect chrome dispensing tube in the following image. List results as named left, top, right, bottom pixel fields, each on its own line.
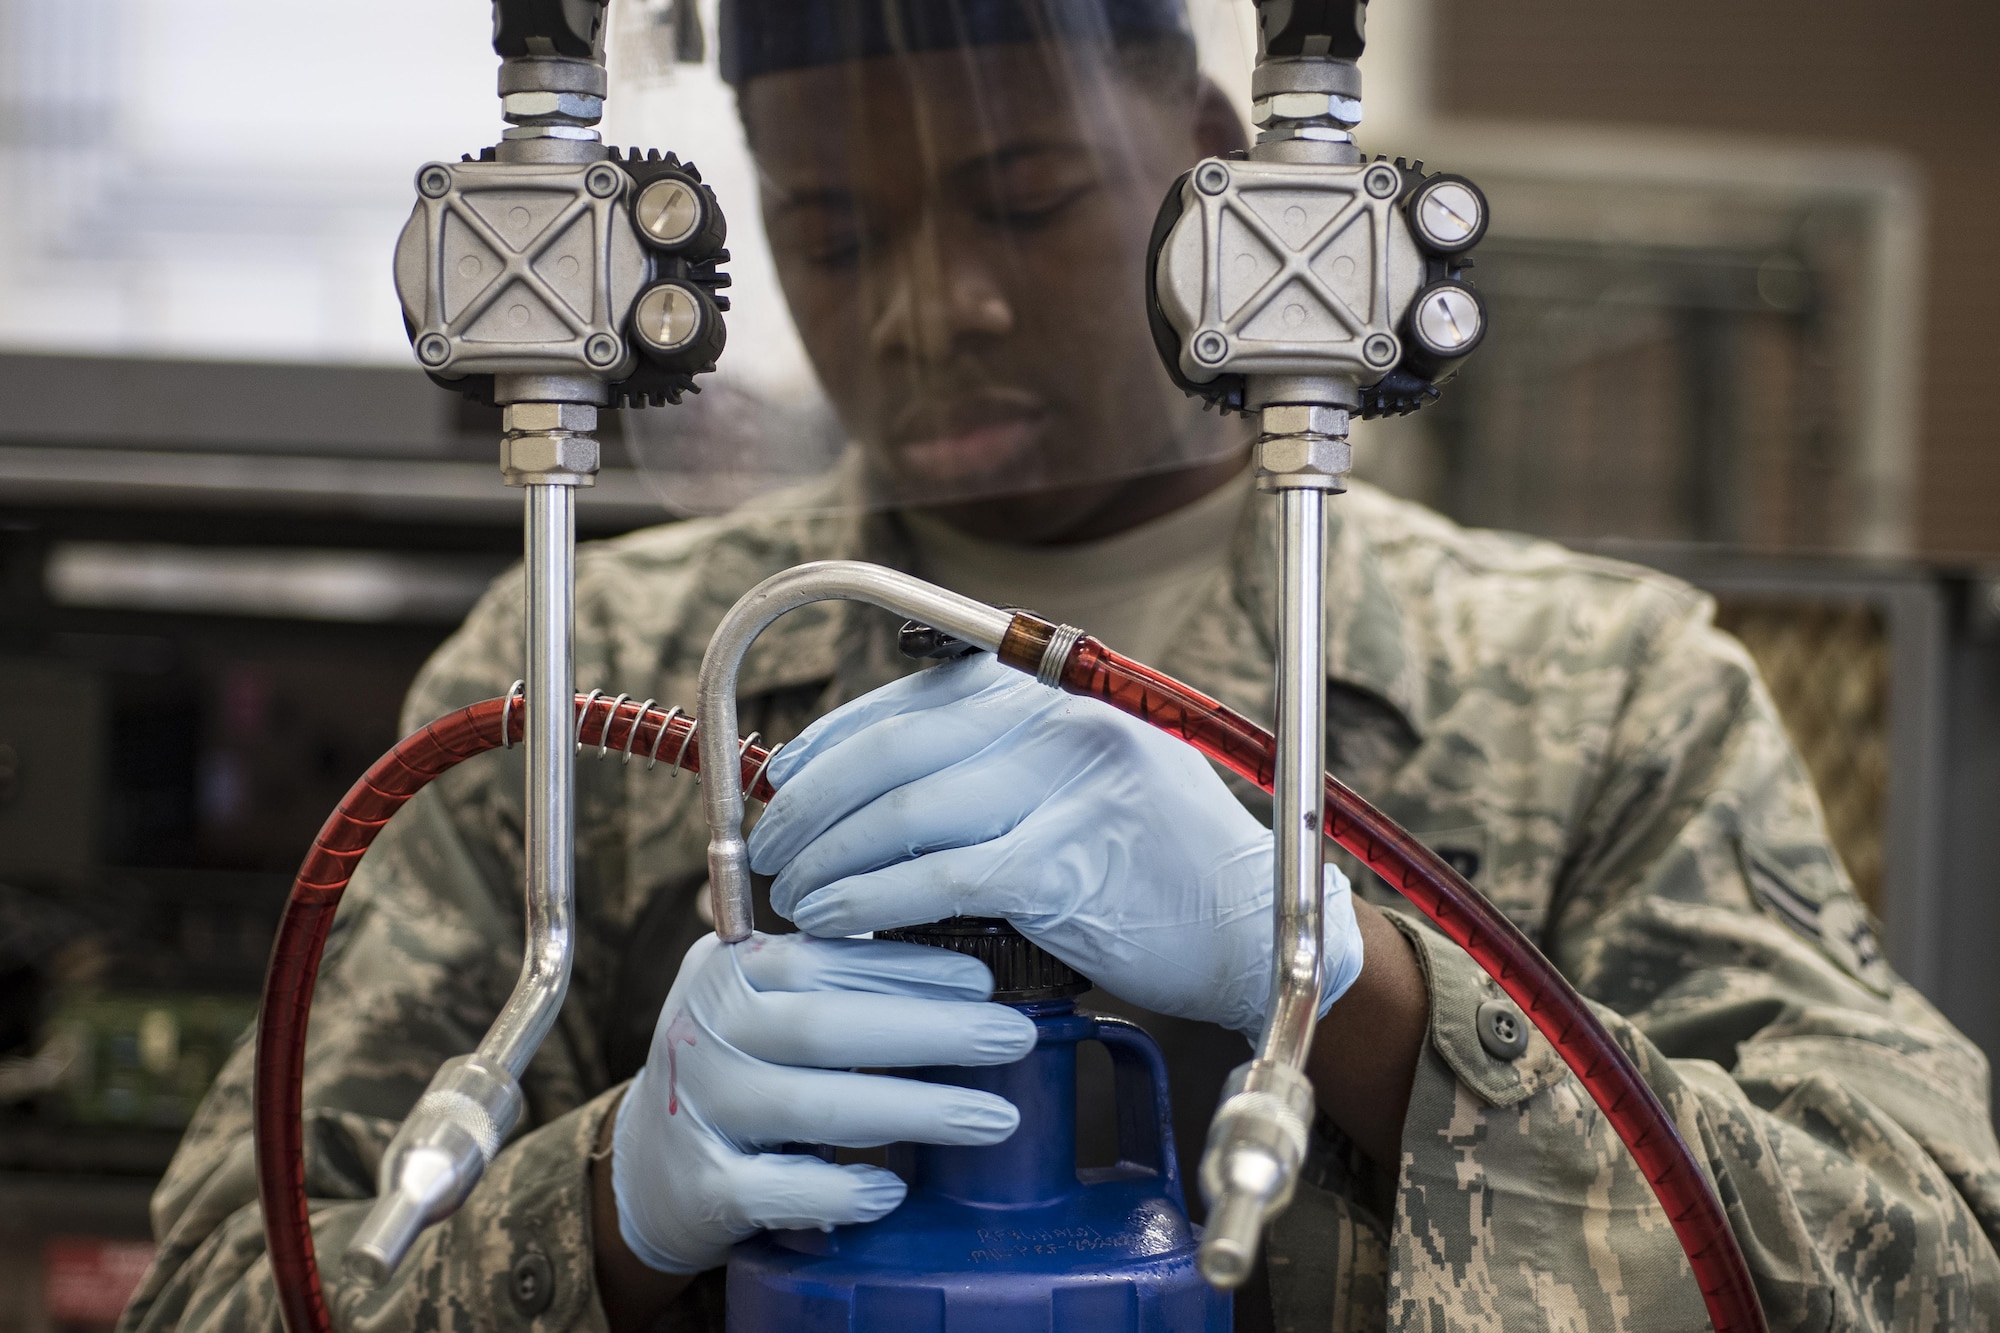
left=1193, top=420, right=1346, bottom=1287
left=484, top=482, right=579, bottom=1078
left=1262, top=485, right=1330, bottom=1074
left=345, top=409, right=596, bottom=1285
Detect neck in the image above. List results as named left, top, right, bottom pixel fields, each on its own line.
left=908, top=448, right=1253, bottom=545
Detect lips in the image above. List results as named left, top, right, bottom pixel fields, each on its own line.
left=887, top=391, right=1050, bottom=488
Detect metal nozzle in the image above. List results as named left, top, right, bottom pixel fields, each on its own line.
left=345, top=1055, right=523, bottom=1286
left=1196, top=1059, right=1316, bottom=1287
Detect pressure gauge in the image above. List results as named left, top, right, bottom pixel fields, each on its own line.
left=635, top=281, right=705, bottom=354
left=1407, top=281, right=1486, bottom=361
left=1407, top=175, right=1488, bottom=255
left=632, top=278, right=727, bottom=376
left=632, top=170, right=726, bottom=256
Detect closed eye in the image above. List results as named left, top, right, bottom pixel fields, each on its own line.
left=959, top=144, right=1100, bottom=229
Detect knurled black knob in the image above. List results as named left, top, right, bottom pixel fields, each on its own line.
left=873, top=918, right=1088, bottom=1002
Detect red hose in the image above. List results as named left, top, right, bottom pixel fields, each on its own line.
left=254, top=694, right=775, bottom=1333
left=1055, top=636, right=1767, bottom=1333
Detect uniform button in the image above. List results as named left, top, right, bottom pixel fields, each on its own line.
left=1476, top=998, right=1529, bottom=1060
left=510, top=1250, right=555, bottom=1317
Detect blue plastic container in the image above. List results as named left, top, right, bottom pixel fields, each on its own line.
left=727, top=999, right=1231, bottom=1332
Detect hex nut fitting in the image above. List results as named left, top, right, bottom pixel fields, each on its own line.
left=501, top=402, right=601, bottom=487
left=502, top=91, right=605, bottom=124
left=500, top=124, right=602, bottom=142
left=1259, top=404, right=1350, bottom=438
left=503, top=402, right=599, bottom=435
left=1255, top=433, right=1352, bottom=476
left=498, top=56, right=608, bottom=99
left=1252, top=92, right=1364, bottom=127
left=501, top=432, right=600, bottom=487
left=1250, top=56, right=1363, bottom=101
left=1255, top=430, right=1352, bottom=490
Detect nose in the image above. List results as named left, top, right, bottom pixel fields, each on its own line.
left=869, top=217, right=1015, bottom=364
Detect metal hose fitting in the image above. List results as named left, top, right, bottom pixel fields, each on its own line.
left=344, top=482, right=579, bottom=1285
left=1196, top=1059, right=1316, bottom=1286
left=345, top=1055, right=525, bottom=1285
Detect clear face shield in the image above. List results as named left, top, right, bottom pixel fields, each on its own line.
left=608, top=0, right=1255, bottom=536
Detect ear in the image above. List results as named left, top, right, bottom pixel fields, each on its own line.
left=1192, top=77, right=1249, bottom=160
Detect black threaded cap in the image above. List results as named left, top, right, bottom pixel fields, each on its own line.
left=873, top=917, right=1088, bottom=1001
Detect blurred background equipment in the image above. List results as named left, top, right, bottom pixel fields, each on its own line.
left=1351, top=126, right=1921, bottom=559
left=0, top=0, right=1995, bottom=1326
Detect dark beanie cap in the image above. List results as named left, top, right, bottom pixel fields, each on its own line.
left=719, top=0, right=1191, bottom=86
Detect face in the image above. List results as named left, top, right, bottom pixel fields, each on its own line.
left=744, top=43, right=1248, bottom=540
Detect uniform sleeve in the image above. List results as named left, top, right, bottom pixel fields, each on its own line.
left=118, top=574, right=640, bottom=1333
left=1380, top=595, right=2000, bottom=1330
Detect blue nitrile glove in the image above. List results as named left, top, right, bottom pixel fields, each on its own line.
left=747, top=654, right=1362, bottom=1039
left=612, top=930, right=1037, bottom=1274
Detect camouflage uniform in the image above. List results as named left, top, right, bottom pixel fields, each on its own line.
left=120, top=477, right=2000, bottom=1332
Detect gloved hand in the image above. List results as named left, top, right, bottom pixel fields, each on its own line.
left=612, top=930, right=1037, bottom=1274
left=747, top=654, right=1362, bottom=1038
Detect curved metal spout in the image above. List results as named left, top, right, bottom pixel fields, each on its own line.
left=695, top=561, right=1015, bottom=941
left=1197, top=483, right=1327, bottom=1286
left=348, top=481, right=579, bottom=1284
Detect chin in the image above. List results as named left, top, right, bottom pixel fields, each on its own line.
left=910, top=480, right=1124, bottom=544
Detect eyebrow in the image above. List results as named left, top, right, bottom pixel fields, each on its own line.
left=767, top=184, right=860, bottom=215
left=762, top=139, right=1093, bottom=214
left=947, top=140, right=1091, bottom=187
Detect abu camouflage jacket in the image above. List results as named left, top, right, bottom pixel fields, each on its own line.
left=120, top=479, right=2000, bottom=1332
